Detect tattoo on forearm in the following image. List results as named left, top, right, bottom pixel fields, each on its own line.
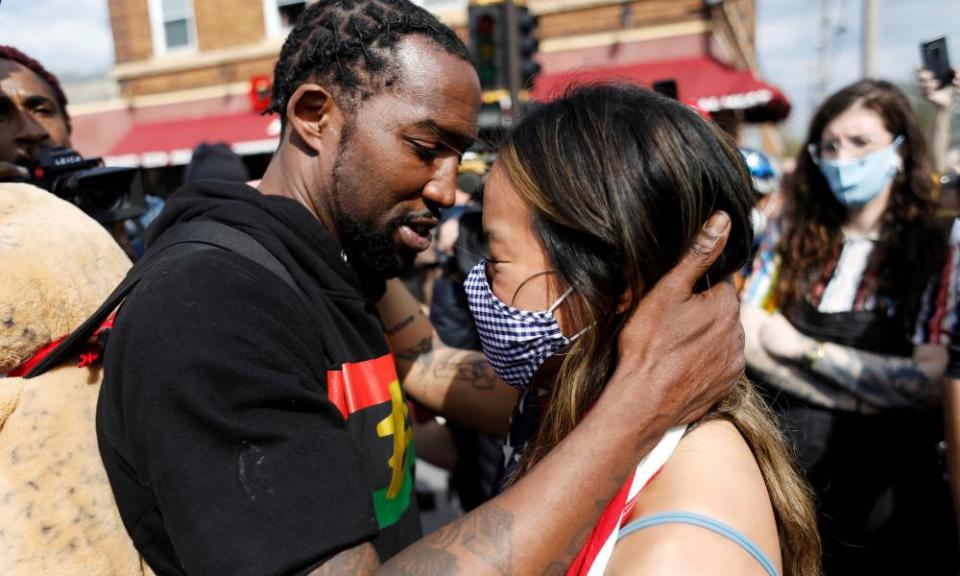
left=749, top=360, right=833, bottom=406
left=430, top=349, right=497, bottom=391
left=463, top=357, right=497, bottom=390
left=543, top=477, right=624, bottom=573
left=812, top=349, right=936, bottom=407
left=383, top=504, right=514, bottom=575
left=395, top=337, right=434, bottom=364
left=382, top=455, right=627, bottom=575
left=459, top=503, right=515, bottom=575
left=308, top=543, right=380, bottom=575
left=398, top=340, right=499, bottom=393
left=387, top=548, right=461, bottom=576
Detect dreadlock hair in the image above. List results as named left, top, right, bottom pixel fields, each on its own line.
left=0, top=45, right=71, bottom=132
left=267, top=0, right=471, bottom=126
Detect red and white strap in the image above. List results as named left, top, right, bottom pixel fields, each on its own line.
left=567, top=425, right=687, bottom=576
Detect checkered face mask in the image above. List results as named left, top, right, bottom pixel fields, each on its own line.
left=464, top=259, right=584, bottom=391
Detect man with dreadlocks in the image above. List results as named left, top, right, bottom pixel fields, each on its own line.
left=94, top=1, right=744, bottom=574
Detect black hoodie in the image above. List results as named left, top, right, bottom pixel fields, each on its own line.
left=97, top=181, right=421, bottom=576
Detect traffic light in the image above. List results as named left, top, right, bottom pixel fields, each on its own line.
left=516, top=4, right=540, bottom=88
left=469, top=3, right=506, bottom=91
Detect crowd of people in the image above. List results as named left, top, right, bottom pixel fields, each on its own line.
left=2, top=1, right=960, bottom=574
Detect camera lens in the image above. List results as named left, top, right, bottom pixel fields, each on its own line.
left=88, top=186, right=125, bottom=212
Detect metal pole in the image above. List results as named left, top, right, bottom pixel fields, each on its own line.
left=862, top=0, right=879, bottom=78
left=814, top=0, right=832, bottom=102
left=503, top=0, right=522, bottom=121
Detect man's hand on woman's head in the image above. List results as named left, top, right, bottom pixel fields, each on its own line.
left=609, top=211, right=744, bottom=427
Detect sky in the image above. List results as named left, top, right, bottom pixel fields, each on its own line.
left=0, top=0, right=958, bottom=136
left=756, top=0, right=960, bottom=137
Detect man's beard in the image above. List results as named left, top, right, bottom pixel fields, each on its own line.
left=334, top=208, right=416, bottom=280
left=329, top=142, right=419, bottom=281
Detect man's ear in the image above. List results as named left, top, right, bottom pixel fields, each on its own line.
left=285, top=83, right=345, bottom=154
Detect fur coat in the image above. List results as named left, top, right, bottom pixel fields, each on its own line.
left=0, top=183, right=152, bottom=575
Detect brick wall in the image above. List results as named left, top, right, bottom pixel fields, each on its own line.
left=540, top=33, right=705, bottom=73
left=537, top=0, right=703, bottom=39
left=120, top=55, right=277, bottom=96
left=110, top=0, right=749, bottom=98
left=196, top=0, right=266, bottom=51
left=109, top=0, right=153, bottom=64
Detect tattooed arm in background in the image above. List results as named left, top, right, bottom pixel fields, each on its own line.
left=377, top=278, right=518, bottom=437
left=753, top=307, right=947, bottom=409
left=804, top=342, right=946, bottom=408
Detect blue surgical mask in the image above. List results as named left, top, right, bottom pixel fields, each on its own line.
left=464, top=260, right=586, bottom=391
left=812, top=135, right=904, bottom=207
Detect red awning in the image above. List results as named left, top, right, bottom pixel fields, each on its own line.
left=106, top=112, right=281, bottom=168
left=531, top=56, right=791, bottom=122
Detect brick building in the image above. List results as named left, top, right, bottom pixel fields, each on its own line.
left=70, top=0, right=788, bottom=175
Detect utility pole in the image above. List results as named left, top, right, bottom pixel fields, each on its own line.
left=814, top=0, right=833, bottom=103
left=862, top=0, right=879, bottom=78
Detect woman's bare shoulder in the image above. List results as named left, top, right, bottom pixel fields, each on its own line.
left=606, top=419, right=781, bottom=576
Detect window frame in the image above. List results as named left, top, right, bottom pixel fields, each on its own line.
left=413, top=0, right=466, bottom=12
left=148, top=0, right=199, bottom=56
left=263, top=0, right=308, bottom=39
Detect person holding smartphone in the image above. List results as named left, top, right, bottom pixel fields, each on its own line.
left=741, top=79, right=959, bottom=574
left=918, top=64, right=959, bottom=175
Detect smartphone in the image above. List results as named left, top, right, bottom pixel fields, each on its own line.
left=921, top=37, right=955, bottom=89
left=652, top=79, right=678, bottom=101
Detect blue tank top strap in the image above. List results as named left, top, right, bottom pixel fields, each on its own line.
left=617, top=511, right=779, bottom=576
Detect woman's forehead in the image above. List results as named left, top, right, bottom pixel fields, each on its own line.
left=823, top=105, right=888, bottom=138
left=482, top=166, right=527, bottom=238
left=482, top=165, right=550, bottom=259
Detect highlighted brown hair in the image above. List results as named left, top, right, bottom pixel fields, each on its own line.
left=499, top=83, right=820, bottom=576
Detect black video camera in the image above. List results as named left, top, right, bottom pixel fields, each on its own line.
left=27, top=146, right=147, bottom=224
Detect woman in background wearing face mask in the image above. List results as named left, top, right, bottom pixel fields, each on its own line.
left=465, top=84, right=819, bottom=576
left=741, top=79, right=959, bottom=574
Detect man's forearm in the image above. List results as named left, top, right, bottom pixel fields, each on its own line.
left=381, top=383, right=669, bottom=575
left=379, top=278, right=516, bottom=436
left=807, top=343, right=943, bottom=408
left=308, top=543, right=381, bottom=575
left=378, top=279, right=435, bottom=382
left=399, top=343, right=516, bottom=437
left=306, top=376, right=662, bottom=576
left=930, top=107, right=952, bottom=174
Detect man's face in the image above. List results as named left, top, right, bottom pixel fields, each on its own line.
left=322, top=36, right=481, bottom=280
left=0, top=59, right=71, bottom=165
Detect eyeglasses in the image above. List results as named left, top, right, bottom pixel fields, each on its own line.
left=807, top=134, right=896, bottom=161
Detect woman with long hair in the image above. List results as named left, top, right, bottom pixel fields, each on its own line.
left=741, top=79, right=958, bottom=573
left=463, top=83, right=819, bottom=575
